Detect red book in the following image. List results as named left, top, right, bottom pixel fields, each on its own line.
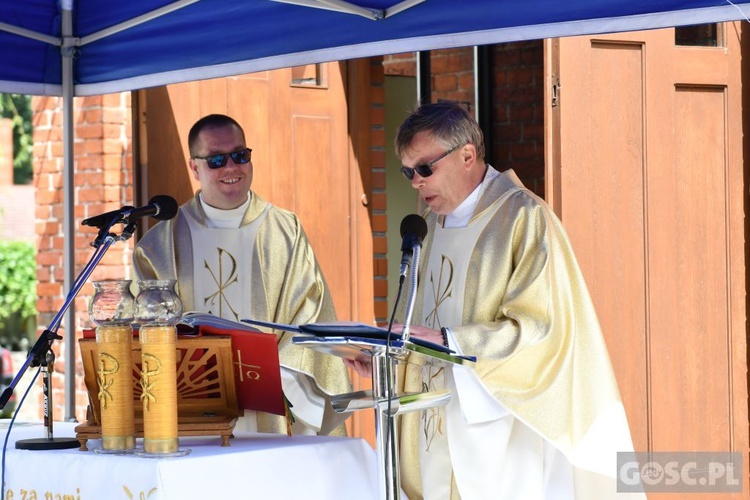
left=198, top=324, right=285, bottom=416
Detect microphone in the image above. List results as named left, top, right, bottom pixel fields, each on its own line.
left=399, top=214, right=428, bottom=280
left=82, top=195, right=179, bottom=228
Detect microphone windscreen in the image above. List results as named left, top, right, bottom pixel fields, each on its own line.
left=150, top=195, right=179, bottom=220
left=400, top=214, right=428, bottom=240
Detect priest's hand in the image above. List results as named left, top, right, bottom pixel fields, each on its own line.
left=344, top=357, right=372, bottom=378
left=392, top=323, right=445, bottom=346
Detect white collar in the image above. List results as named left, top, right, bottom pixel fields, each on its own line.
left=444, top=166, right=498, bottom=228
left=199, top=192, right=251, bottom=228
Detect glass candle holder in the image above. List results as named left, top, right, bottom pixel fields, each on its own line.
left=135, top=279, right=187, bottom=456
left=89, top=279, right=136, bottom=453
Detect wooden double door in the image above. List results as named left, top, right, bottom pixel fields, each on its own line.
left=548, top=24, right=749, bottom=498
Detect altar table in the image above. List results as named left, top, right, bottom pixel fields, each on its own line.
left=1, top=421, right=379, bottom=499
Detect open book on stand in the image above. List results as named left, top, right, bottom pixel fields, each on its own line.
left=241, top=318, right=470, bottom=358
left=179, top=311, right=267, bottom=333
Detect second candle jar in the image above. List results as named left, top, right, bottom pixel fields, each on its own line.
left=135, top=279, right=183, bottom=455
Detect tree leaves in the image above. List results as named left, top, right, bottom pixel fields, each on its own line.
left=0, top=241, right=36, bottom=340
left=0, top=94, right=33, bottom=185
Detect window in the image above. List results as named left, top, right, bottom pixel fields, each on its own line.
left=291, top=64, right=327, bottom=88
left=675, top=24, right=721, bottom=47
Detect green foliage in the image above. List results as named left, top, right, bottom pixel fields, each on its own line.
left=0, top=242, right=36, bottom=344
left=0, top=94, right=33, bottom=185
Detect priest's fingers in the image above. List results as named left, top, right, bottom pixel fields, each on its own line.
left=404, top=324, right=444, bottom=346
left=344, top=358, right=373, bottom=378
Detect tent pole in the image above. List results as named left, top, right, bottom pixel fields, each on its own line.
left=61, top=1, right=76, bottom=421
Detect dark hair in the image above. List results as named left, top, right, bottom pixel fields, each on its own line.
left=188, top=114, right=246, bottom=157
left=395, top=101, right=484, bottom=161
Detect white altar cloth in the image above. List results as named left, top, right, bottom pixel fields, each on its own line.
left=1, top=421, right=379, bottom=499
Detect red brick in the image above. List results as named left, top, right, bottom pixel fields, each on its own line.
left=523, top=124, right=544, bottom=142
left=370, top=106, right=385, bottom=126
left=373, top=258, right=388, bottom=277
left=37, top=282, right=62, bottom=296
left=370, top=149, right=385, bottom=169
left=36, top=189, right=61, bottom=204
left=103, top=168, right=122, bottom=186
left=458, top=73, right=475, bottom=91
left=370, top=86, right=385, bottom=103
left=510, top=142, right=537, bottom=160
left=37, top=251, right=62, bottom=266
left=83, top=109, right=102, bottom=124
left=433, top=74, right=458, bottom=93
left=103, top=138, right=124, bottom=154
left=80, top=95, right=103, bottom=107
left=371, top=128, right=385, bottom=146
left=371, top=171, right=386, bottom=190
left=101, top=124, right=121, bottom=139
left=507, top=104, right=534, bottom=122
left=373, top=278, right=388, bottom=297
left=373, top=300, right=388, bottom=319
left=373, top=236, right=387, bottom=254
left=493, top=47, right=521, bottom=66
left=372, top=213, right=387, bottom=232
left=430, top=50, right=473, bottom=74
left=507, top=68, right=533, bottom=85
left=370, top=192, right=387, bottom=211
left=102, top=107, right=126, bottom=123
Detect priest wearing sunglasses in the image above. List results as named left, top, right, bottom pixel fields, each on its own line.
left=348, top=102, right=641, bottom=499
left=133, top=113, right=351, bottom=436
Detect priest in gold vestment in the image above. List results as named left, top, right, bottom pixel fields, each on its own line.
left=371, top=102, right=642, bottom=499
left=133, top=114, right=350, bottom=436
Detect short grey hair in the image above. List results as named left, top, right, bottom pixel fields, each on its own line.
left=394, top=101, right=485, bottom=161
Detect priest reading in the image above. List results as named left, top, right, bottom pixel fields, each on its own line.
left=133, top=113, right=351, bottom=436
left=347, top=102, right=644, bottom=499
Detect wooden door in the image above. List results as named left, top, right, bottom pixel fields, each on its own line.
left=546, top=25, right=748, bottom=497
left=136, top=62, right=376, bottom=445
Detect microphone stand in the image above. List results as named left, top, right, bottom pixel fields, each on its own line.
left=373, top=241, right=421, bottom=499
left=1, top=220, right=137, bottom=450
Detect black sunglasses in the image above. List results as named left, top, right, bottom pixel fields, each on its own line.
left=192, top=148, right=252, bottom=169
left=400, top=145, right=458, bottom=181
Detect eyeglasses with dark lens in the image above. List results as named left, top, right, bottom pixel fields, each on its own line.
left=400, top=145, right=458, bottom=181
left=193, top=148, right=252, bottom=169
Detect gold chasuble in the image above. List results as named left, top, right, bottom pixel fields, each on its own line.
left=398, top=169, right=642, bottom=500
left=133, top=192, right=351, bottom=435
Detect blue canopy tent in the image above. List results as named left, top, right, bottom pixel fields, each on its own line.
left=3, top=0, right=750, bottom=96
left=1, top=0, right=749, bottom=418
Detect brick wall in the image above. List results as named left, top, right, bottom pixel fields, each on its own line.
left=430, top=47, right=476, bottom=110
left=491, top=41, right=545, bottom=196
left=368, top=57, right=389, bottom=325
left=32, top=93, right=133, bottom=421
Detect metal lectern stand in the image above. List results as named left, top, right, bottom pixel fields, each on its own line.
left=294, top=335, right=469, bottom=499
left=293, top=244, right=473, bottom=499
